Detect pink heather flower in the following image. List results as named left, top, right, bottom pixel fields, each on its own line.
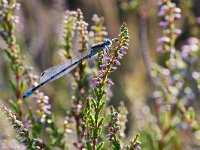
left=181, top=45, right=190, bottom=52
left=158, top=37, right=170, bottom=43
left=107, top=79, right=114, bottom=86
left=115, top=60, right=121, bottom=66
left=20, top=137, right=27, bottom=143
left=117, top=54, right=123, bottom=59
left=174, top=28, right=182, bottom=35
left=105, top=57, right=111, bottom=63
left=95, top=81, right=100, bottom=87
left=99, top=73, right=104, bottom=78
left=100, top=64, right=107, bottom=69
left=174, top=13, right=181, bottom=19
left=181, top=45, right=190, bottom=58
left=93, top=78, right=98, bottom=81
left=123, top=46, right=128, bottom=50
left=159, top=21, right=168, bottom=27
left=170, top=48, right=176, bottom=55
left=157, top=46, right=164, bottom=52
left=121, top=51, right=126, bottom=55
left=43, top=96, right=49, bottom=104
left=99, top=70, right=103, bottom=75
left=189, top=44, right=198, bottom=52
left=158, top=10, right=165, bottom=17
left=106, top=133, right=113, bottom=139
left=174, top=7, right=181, bottom=13
left=187, top=92, right=195, bottom=100
left=120, top=47, right=125, bottom=51
left=188, top=37, right=199, bottom=45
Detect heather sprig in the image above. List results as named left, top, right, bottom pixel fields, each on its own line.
left=93, top=23, right=129, bottom=88
left=179, top=37, right=200, bottom=101
left=62, top=10, right=77, bottom=59
left=116, top=102, right=128, bottom=139
left=76, top=9, right=89, bottom=53
left=85, top=23, right=129, bottom=149
left=0, top=0, right=24, bottom=117
left=126, top=134, right=141, bottom=150
left=71, top=9, right=90, bottom=149
left=106, top=103, right=129, bottom=149
left=157, top=0, right=181, bottom=55
left=0, top=104, right=46, bottom=149
left=106, top=106, right=121, bottom=149
left=90, top=14, right=108, bottom=68
left=90, top=14, right=108, bottom=43
left=60, top=9, right=91, bottom=149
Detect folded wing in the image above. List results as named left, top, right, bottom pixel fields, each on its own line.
left=40, top=49, right=91, bottom=83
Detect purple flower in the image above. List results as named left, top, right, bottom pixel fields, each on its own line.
left=174, top=7, right=181, bottom=13
left=157, top=37, right=170, bottom=43
left=43, top=96, right=49, bottom=104
left=117, top=54, right=123, bottom=59
left=106, top=133, right=113, bottom=139
left=93, top=78, right=98, bottom=81
left=121, top=50, right=126, bottom=55
left=187, top=92, right=195, bottom=100
left=115, top=60, right=121, bottom=66
left=188, top=37, right=199, bottom=45
left=174, top=13, right=181, bottom=19
left=158, top=6, right=165, bottom=17
left=120, top=47, right=125, bottom=51
left=107, top=79, right=114, bottom=86
left=157, top=46, right=164, bottom=52
left=99, top=70, right=103, bottom=75
left=181, top=45, right=190, bottom=58
left=170, top=48, right=176, bottom=55
left=105, top=57, right=110, bottom=63
left=159, top=21, right=168, bottom=27
left=95, top=81, right=100, bottom=87
left=20, top=137, right=27, bottom=143
left=181, top=45, right=190, bottom=53
left=100, top=63, right=107, bottom=69
left=99, top=73, right=104, bottom=78
left=174, top=28, right=182, bottom=35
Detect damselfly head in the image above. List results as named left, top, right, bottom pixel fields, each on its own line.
left=104, top=39, right=112, bottom=47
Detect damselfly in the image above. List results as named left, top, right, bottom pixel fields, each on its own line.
left=23, top=39, right=112, bottom=99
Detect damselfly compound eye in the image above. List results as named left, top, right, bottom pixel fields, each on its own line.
left=104, top=39, right=112, bottom=46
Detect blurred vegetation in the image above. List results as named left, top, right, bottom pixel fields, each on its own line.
left=0, top=0, right=200, bottom=149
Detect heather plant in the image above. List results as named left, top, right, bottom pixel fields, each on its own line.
left=149, top=1, right=200, bottom=149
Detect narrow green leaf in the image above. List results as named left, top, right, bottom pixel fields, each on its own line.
left=9, top=80, right=17, bottom=92
left=86, top=142, right=93, bottom=150
left=8, top=99, right=18, bottom=113
left=98, top=118, right=104, bottom=127
left=99, top=101, right=105, bottom=110
left=97, top=142, right=104, bottom=150
left=89, top=115, right=95, bottom=127
left=187, top=107, right=195, bottom=120
left=91, top=98, right=97, bottom=108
